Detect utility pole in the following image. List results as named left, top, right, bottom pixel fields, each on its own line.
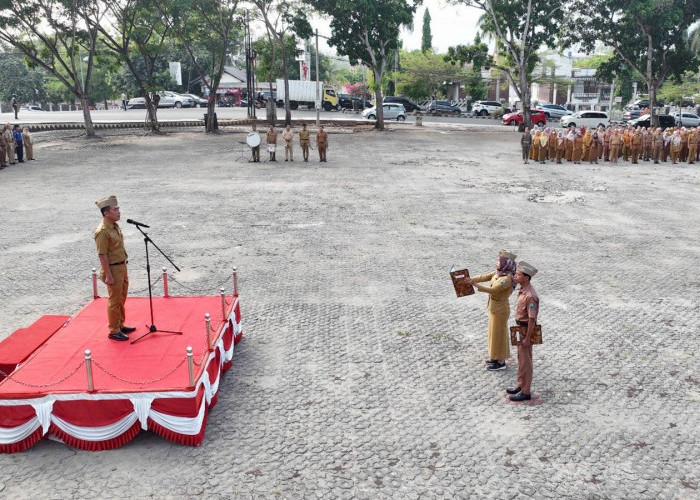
left=315, top=29, right=320, bottom=127
left=245, top=11, right=256, bottom=119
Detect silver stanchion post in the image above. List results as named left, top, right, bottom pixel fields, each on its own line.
left=232, top=267, right=238, bottom=297
left=220, top=288, right=226, bottom=319
left=162, top=267, right=169, bottom=298
left=205, top=313, right=212, bottom=351
left=85, top=350, right=94, bottom=392
left=92, top=268, right=98, bottom=299
left=187, top=346, right=194, bottom=386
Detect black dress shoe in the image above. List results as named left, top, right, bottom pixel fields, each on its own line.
left=506, top=387, right=522, bottom=395
left=509, top=392, right=531, bottom=402
left=121, top=326, right=136, bottom=334
left=108, top=331, right=129, bottom=341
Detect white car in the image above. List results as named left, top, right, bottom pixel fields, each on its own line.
left=127, top=91, right=194, bottom=109
left=674, top=112, right=700, bottom=127
left=537, top=103, right=572, bottom=119
left=20, top=105, right=45, bottom=112
left=472, top=100, right=504, bottom=116
left=560, top=111, right=610, bottom=129
left=362, top=103, right=406, bottom=121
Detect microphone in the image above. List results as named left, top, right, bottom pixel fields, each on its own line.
left=126, top=219, right=150, bottom=228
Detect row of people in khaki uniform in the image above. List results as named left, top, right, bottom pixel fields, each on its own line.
left=1, top=123, right=35, bottom=169
left=521, top=124, right=700, bottom=165
left=250, top=124, right=329, bottom=163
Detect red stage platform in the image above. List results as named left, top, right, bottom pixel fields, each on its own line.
left=0, top=294, right=242, bottom=453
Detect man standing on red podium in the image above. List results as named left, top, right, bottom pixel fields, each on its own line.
left=94, top=195, right=135, bottom=341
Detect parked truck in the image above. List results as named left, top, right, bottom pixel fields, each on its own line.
left=276, top=79, right=339, bottom=111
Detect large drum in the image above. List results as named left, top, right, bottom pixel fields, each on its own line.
left=246, top=132, right=261, bottom=148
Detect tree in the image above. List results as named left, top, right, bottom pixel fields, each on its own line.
left=0, top=45, right=48, bottom=105
left=95, top=0, right=171, bottom=133
left=567, top=0, right=700, bottom=126
left=449, top=0, right=565, bottom=127
left=0, top=0, right=102, bottom=135
left=307, top=0, right=419, bottom=130
left=252, top=0, right=311, bottom=125
left=421, top=8, right=431, bottom=53
left=158, top=0, right=242, bottom=132
left=394, top=49, right=463, bottom=101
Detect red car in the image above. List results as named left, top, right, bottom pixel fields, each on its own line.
left=502, top=109, right=547, bottom=126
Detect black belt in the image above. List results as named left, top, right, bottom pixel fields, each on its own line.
left=109, top=261, right=127, bottom=266
left=516, top=320, right=529, bottom=327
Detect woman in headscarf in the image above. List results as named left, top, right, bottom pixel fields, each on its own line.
left=548, top=127, right=557, bottom=161
left=573, top=130, right=584, bottom=164
left=670, top=129, right=682, bottom=164
left=466, top=250, right=517, bottom=371
left=589, top=132, right=600, bottom=164
left=531, top=129, right=541, bottom=162
left=565, top=128, right=575, bottom=161
left=582, top=129, right=592, bottom=162
left=556, top=131, right=566, bottom=164
left=538, top=128, right=549, bottom=164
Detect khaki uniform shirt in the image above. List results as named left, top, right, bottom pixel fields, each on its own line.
left=317, top=130, right=328, bottom=147
left=282, top=129, right=294, bottom=143
left=299, top=129, right=310, bottom=143
left=94, top=218, right=127, bottom=265
left=266, top=130, right=277, bottom=144
left=3, top=129, right=14, bottom=147
left=515, top=283, right=539, bottom=323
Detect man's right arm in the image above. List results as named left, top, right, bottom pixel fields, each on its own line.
left=98, top=254, right=114, bottom=284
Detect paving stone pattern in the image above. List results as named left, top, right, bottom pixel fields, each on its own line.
left=0, top=126, right=698, bottom=498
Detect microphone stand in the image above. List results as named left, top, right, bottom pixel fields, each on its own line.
left=130, top=223, right=183, bottom=344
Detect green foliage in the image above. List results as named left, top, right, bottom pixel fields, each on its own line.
left=444, top=34, right=491, bottom=71
left=657, top=75, right=700, bottom=105
left=572, top=54, right=612, bottom=69
left=421, top=8, right=432, bottom=53
left=394, top=49, right=464, bottom=100
left=566, top=0, right=700, bottom=106
left=0, top=45, right=48, bottom=103
left=254, top=35, right=300, bottom=83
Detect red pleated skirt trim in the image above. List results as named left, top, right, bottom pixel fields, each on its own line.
left=146, top=409, right=208, bottom=447
left=48, top=421, right=141, bottom=451
left=222, top=360, right=233, bottom=372
left=0, top=427, right=44, bottom=454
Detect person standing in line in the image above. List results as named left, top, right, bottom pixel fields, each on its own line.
left=609, top=128, right=621, bottom=164
left=572, top=130, right=583, bottom=164
left=465, top=250, right=517, bottom=371
left=121, top=92, right=128, bottom=111
left=530, top=129, right=540, bottom=162
left=565, top=128, right=575, bottom=162
left=4, top=123, right=17, bottom=165
left=631, top=129, right=642, bottom=164
left=581, top=129, right=592, bottom=162
left=651, top=128, right=664, bottom=164
left=670, top=130, right=682, bottom=164
left=688, top=128, right=698, bottom=165
left=538, top=128, right=548, bottom=164
left=555, top=131, right=565, bottom=164
left=94, top=196, right=136, bottom=341
left=22, top=127, right=34, bottom=161
left=548, top=127, right=557, bottom=162
left=266, top=125, right=277, bottom=161
left=316, top=125, right=328, bottom=162
left=282, top=124, right=294, bottom=162
left=520, top=127, right=531, bottom=164
left=0, top=126, right=6, bottom=169
left=589, top=132, right=600, bottom=164
left=299, top=123, right=310, bottom=162
left=602, top=127, right=611, bottom=161
left=506, top=261, right=540, bottom=402
left=12, top=124, right=23, bottom=163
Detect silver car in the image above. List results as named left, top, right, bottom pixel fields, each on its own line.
left=674, top=112, right=700, bottom=127
left=362, top=103, right=406, bottom=121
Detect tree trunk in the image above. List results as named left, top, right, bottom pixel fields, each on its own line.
left=144, top=95, right=160, bottom=134
left=373, top=68, right=384, bottom=130
left=281, top=43, right=292, bottom=126
left=206, top=99, right=216, bottom=132
left=80, top=94, right=96, bottom=137
left=520, top=71, right=531, bottom=128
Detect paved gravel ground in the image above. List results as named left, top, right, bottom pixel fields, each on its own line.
left=0, top=124, right=699, bottom=499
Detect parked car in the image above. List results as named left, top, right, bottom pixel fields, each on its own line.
left=338, top=93, right=358, bottom=110
left=472, top=100, right=504, bottom=116
left=182, top=93, right=208, bottom=107
left=127, top=91, right=194, bottom=109
left=560, top=111, right=610, bottom=129
left=426, top=100, right=461, bottom=114
left=631, top=99, right=650, bottom=110
left=502, top=109, right=547, bottom=126
left=362, top=103, right=406, bottom=121
left=628, top=114, right=676, bottom=129
left=20, top=105, right=45, bottom=112
left=384, top=96, right=421, bottom=112
left=622, top=109, right=643, bottom=121
left=537, top=103, right=572, bottom=119
left=673, top=112, right=700, bottom=127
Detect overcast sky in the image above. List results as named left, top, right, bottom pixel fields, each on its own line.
left=309, top=0, right=481, bottom=58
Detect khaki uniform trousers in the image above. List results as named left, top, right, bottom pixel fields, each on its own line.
left=284, top=140, right=293, bottom=161
left=300, top=140, right=309, bottom=161
left=24, top=141, right=34, bottom=160
left=318, top=145, right=327, bottom=161
left=5, top=138, right=16, bottom=164
left=100, top=264, right=129, bottom=334
left=517, top=344, right=533, bottom=394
